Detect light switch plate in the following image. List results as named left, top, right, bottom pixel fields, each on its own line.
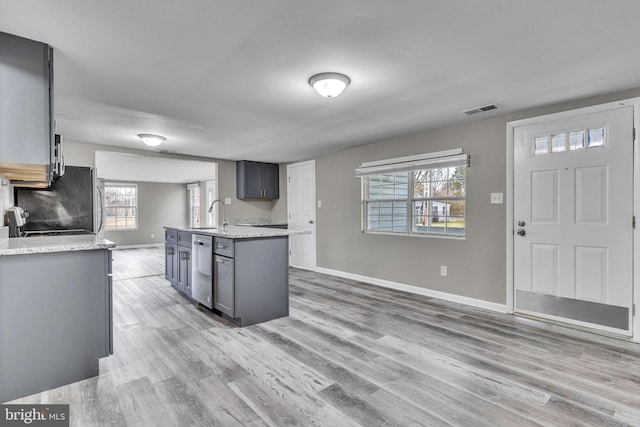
left=317, top=200, right=322, bottom=208
left=490, top=192, right=503, bottom=204
left=224, top=198, right=231, bottom=205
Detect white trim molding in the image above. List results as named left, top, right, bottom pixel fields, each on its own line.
left=314, top=266, right=508, bottom=314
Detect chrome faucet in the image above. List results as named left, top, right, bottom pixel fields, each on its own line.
left=208, top=199, right=228, bottom=227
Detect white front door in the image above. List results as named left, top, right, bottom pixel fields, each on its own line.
left=287, top=161, right=316, bottom=269
left=513, top=106, right=634, bottom=335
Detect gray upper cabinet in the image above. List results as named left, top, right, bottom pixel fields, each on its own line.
left=0, top=31, right=54, bottom=184
left=236, top=160, right=279, bottom=199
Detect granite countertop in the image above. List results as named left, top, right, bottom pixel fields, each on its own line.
left=167, top=225, right=308, bottom=239
left=0, top=235, right=116, bottom=256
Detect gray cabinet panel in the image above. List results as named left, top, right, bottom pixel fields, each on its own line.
left=165, top=228, right=177, bottom=242
left=214, top=237, right=234, bottom=258
left=0, top=249, right=111, bottom=402
left=236, top=160, right=279, bottom=200
left=214, top=255, right=235, bottom=317
left=177, top=231, right=192, bottom=246
left=0, top=31, right=53, bottom=169
left=178, top=246, right=192, bottom=296
left=165, top=242, right=178, bottom=287
left=234, top=237, right=289, bottom=326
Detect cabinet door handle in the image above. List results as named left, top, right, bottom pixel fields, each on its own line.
left=216, top=259, right=226, bottom=263
left=216, top=244, right=225, bottom=249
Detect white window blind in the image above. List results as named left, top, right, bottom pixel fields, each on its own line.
left=355, top=148, right=469, bottom=178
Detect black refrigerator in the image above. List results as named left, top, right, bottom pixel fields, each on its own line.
left=15, top=166, right=104, bottom=233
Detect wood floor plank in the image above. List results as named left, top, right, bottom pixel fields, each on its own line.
left=8, top=249, right=640, bottom=427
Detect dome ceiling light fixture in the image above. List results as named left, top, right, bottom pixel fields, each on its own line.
left=137, top=133, right=166, bottom=147
left=309, top=72, right=350, bottom=98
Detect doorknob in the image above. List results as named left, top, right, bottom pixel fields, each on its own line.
left=517, top=228, right=526, bottom=237
left=309, top=220, right=314, bottom=224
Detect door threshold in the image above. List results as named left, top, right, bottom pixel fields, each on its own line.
left=515, top=310, right=633, bottom=342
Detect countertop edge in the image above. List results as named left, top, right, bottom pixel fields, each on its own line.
left=164, top=225, right=309, bottom=239
left=0, top=237, right=116, bottom=257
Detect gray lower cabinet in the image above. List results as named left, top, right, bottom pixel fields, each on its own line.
left=165, top=228, right=178, bottom=290
left=214, top=254, right=235, bottom=316
left=0, top=248, right=112, bottom=403
left=213, top=236, right=289, bottom=326
left=165, top=228, right=192, bottom=298
left=178, top=245, right=192, bottom=296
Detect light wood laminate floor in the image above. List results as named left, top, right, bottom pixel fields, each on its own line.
left=10, top=247, right=640, bottom=426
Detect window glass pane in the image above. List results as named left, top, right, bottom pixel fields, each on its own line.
left=413, top=170, right=430, bottom=198
left=569, top=130, right=584, bottom=150
left=534, top=136, right=549, bottom=154
left=105, top=184, right=137, bottom=230
left=551, top=133, right=566, bottom=152
left=364, top=164, right=465, bottom=237
left=587, top=127, right=605, bottom=148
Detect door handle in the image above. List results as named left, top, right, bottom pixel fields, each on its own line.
left=517, top=228, right=526, bottom=237
left=309, top=220, right=314, bottom=224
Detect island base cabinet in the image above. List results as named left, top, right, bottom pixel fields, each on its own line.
left=0, top=249, right=112, bottom=403
left=214, top=255, right=235, bottom=317
left=165, top=243, right=178, bottom=286
left=233, top=237, right=289, bottom=327
left=177, top=246, right=192, bottom=297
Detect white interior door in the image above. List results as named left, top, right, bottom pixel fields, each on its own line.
left=513, top=106, right=634, bottom=335
left=287, top=161, right=316, bottom=269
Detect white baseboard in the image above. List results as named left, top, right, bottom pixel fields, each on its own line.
left=314, top=266, right=508, bottom=314
left=113, top=243, right=164, bottom=249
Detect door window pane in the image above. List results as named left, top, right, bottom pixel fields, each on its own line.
left=569, top=131, right=584, bottom=150
left=587, top=127, right=605, bottom=148
left=551, top=133, right=566, bottom=152
left=534, top=136, right=549, bottom=155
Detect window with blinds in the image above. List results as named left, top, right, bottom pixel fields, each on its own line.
left=357, top=149, right=468, bottom=238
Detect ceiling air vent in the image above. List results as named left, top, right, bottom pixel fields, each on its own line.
left=461, top=103, right=499, bottom=116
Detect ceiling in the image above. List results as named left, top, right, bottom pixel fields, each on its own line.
left=1, top=1, right=640, bottom=164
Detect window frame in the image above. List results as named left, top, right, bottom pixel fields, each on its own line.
left=358, top=150, right=468, bottom=239
left=104, top=183, right=138, bottom=231
left=187, top=183, right=201, bottom=228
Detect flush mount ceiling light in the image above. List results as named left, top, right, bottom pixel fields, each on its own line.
left=309, top=72, right=350, bottom=98
left=137, top=133, right=166, bottom=147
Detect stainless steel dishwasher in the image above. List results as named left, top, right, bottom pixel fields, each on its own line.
left=191, top=234, right=213, bottom=309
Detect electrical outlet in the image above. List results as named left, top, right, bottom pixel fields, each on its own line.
left=150, top=233, right=155, bottom=239
left=440, top=265, right=447, bottom=276
left=490, top=192, right=503, bottom=204
left=224, top=198, right=231, bottom=205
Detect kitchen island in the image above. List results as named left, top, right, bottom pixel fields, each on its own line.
left=164, top=226, right=306, bottom=327
left=0, top=234, right=115, bottom=403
